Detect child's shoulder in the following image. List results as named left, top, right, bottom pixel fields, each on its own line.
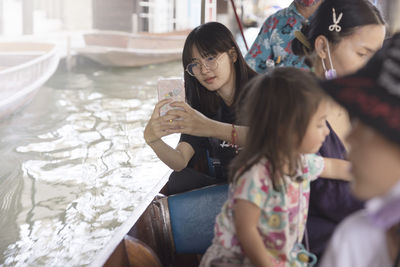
left=236, top=157, right=271, bottom=181
left=301, top=153, right=324, bottom=180
left=301, top=153, right=323, bottom=163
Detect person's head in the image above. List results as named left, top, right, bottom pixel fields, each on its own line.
left=292, top=0, right=386, bottom=79
left=230, top=67, right=329, bottom=189
left=293, top=0, right=322, bottom=7
left=182, top=22, right=256, bottom=118
left=320, top=33, right=400, bottom=200
left=293, top=0, right=323, bottom=19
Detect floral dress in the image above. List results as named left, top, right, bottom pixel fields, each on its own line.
left=200, top=154, right=324, bottom=267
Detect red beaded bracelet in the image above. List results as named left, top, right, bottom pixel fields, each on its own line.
left=231, top=124, right=238, bottom=154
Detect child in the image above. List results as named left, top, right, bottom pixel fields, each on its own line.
left=319, top=32, right=400, bottom=267
left=200, top=67, right=352, bottom=266
left=144, top=22, right=257, bottom=195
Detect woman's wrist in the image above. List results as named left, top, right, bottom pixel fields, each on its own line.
left=145, top=137, right=161, bottom=145
left=200, top=116, right=213, bottom=137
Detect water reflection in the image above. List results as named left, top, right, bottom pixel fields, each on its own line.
left=0, top=61, right=181, bottom=266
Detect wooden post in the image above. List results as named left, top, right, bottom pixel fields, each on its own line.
left=390, top=0, right=400, bottom=33
left=22, top=0, right=34, bottom=35
left=201, top=0, right=216, bottom=23
left=92, top=0, right=134, bottom=32
left=201, top=0, right=205, bottom=24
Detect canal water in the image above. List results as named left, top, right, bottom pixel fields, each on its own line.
left=0, top=60, right=182, bottom=266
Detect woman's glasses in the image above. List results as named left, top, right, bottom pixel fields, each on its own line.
left=185, top=53, right=224, bottom=77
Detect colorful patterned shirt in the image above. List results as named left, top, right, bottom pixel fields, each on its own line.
left=245, top=3, right=309, bottom=72
left=212, top=154, right=324, bottom=266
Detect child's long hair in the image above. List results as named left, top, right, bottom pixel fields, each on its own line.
left=229, top=68, right=326, bottom=190
left=182, top=22, right=257, bottom=118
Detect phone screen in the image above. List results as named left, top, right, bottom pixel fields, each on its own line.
left=157, top=78, right=185, bottom=116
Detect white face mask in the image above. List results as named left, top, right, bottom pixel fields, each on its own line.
left=321, top=42, right=337, bottom=80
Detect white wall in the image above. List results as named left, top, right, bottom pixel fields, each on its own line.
left=175, top=0, right=201, bottom=30
left=3, top=0, right=22, bottom=36
left=149, top=0, right=201, bottom=32
left=0, top=0, right=92, bottom=37
left=62, top=0, right=92, bottom=31
left=150, top=0, right=173, bottom=32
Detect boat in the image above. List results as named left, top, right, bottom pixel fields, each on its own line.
left=90, top=170, right=228, bottom=267
left=0, top=42, right=59, bottom=119
left=75, top=30, right=189, bottom=67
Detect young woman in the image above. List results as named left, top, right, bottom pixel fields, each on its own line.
left=200, top=67, right=352, bottom=267
left=144, top=22, right=257, bottom=195
left=318, top=33, right=400, bottom=267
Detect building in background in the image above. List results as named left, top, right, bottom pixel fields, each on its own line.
left=0, top=0, right=396, bottom=37
left=0, top=0, right=92, bottom=36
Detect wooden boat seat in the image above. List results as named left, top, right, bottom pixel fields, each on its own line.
left=124, top=235, right=162, bottom=267
left=103, top=235, right=162, bottom=267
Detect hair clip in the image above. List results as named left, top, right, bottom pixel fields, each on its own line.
left=294, top=31, right=311, bottom=50
left=329, top=8, right=343, bottom=32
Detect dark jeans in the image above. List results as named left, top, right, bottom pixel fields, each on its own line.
left=167, top=168, right=226, bottom=195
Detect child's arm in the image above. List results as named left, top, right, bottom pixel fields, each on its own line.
left=144, top=99, right=194, bottom=171
left=234, top=199, right=276, bottom=267
left=320, top=158, right=352, bottom=181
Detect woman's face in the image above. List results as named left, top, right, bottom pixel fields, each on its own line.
left=189, top=46, right=236, bottom=94
left=320, top=24, right=386, bottom=78
left=346, top=120, right=400, bottom=200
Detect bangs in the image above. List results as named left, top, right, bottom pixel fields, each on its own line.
left=194, top=39, right=222, bottom=58
left=194, top=39, right=225, bottom=58
left=191, top=29, right=233, bottom=58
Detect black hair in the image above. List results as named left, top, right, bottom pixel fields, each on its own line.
left=182, top=22, right=257, bottom=118
left=292, top=0, right=385, bottom=65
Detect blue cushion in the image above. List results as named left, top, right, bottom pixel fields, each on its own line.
left=168, top=184, right=229, bottom=254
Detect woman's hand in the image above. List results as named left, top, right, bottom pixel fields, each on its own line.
left=144, top=99, right=179, bottom=144
left=166, top=101, right=213, bottom=137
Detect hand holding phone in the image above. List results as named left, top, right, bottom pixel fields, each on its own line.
left=157, top=78, right=185, bottom=117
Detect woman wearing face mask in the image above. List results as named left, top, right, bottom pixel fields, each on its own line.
left=245, top=0, right=323, bottom=72
left=319, top=32, right=400, bottom=267
left=291, top=0, right=386, bottom=262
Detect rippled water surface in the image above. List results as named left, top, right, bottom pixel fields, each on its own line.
left=0, top=60, right=182, bottom=266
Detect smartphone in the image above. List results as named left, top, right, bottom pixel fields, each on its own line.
left=157, top=78, right=185, bottom=117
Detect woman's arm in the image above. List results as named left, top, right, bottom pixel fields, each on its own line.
left=166, top=101, right=248, bottom=146
left=320, top=158, right=352, bottom=181
left=147, top=140, right=194, bottom=171
left=234, top=199, right=276, bottom=267
left=144, top=99, right=194, bottom=171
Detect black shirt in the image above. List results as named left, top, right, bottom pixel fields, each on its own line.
left=179, top=101, right=237, bottom=181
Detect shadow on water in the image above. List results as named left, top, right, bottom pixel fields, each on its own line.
left=0, top=60, right=182, bottom=266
